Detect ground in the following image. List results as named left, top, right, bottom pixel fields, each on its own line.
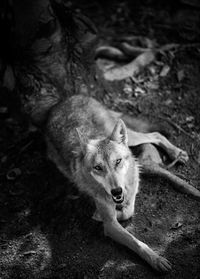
left=0, top=1, right=200, bottom=278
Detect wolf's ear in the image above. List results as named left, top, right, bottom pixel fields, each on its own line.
left=110, top=119, right=128, bottom=146
left=76, top=128, right=88, bottom=153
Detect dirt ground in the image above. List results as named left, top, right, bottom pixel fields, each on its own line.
left=0, top=1, right=200, bottom=278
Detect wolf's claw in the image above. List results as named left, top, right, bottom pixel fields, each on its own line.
left=155, top=256, right=172, bottom=272
left=150, top=255, right=172, bottom=272
left=144, top=247, right=172, bottom=272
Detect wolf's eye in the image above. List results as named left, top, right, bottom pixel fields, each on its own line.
left=94, top=165, right=103, bottom=171
left=116, top=158, right=122, bottom=166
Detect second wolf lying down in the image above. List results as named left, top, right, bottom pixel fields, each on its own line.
left=46, top=95, right=190, bottom=272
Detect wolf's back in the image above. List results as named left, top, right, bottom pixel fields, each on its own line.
left=46, top=95, right=110, bottom=156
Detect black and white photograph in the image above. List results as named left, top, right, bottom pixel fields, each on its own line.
left=0, top=0, right=200, bottom=278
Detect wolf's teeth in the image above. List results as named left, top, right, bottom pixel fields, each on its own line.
left=112, top=195, right=124, bottom=204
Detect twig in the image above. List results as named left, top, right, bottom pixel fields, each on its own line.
left=158, top=116, right=196, bottom=139
left=158, top=43, right=200, bottom=53
left=174, top=172, right=187, bottom=180
left=190, top=177, right=200, bottom=181
left=18, top=140, right=34, bottom=155
left=166, top=156, right=180, bottom=170
left=158, top=43, right=180, bottom=52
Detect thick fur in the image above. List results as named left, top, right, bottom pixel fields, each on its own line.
left=46, top=95, right=189, bottom=272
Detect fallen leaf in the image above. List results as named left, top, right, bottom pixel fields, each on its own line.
left=148, top=65, right=157, bottom=75
left=164, top=99, right=173, bottom=106
left=146, top=81, right=159, bottom=90
left=177, top=69, right=185, bottom=82
left=160, top=65, right=170, bottom=77
left=186, top=116, right=194, bottom=122
left=123, top=84, right=133, bottom=94
left=134, top=86, right=145, bottom=96
left=187, top=123, right=194, bottom=129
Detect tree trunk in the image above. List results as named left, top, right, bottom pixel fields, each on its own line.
left=4, top=0, right=97, bottom=125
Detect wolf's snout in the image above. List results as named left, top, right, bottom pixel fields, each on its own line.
left=111, top=187, right=124, bottom=204
left=111, top=187, right=122, bottom=197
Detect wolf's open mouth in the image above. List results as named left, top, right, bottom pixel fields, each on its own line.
left=112, top=194, right=124, bottom=204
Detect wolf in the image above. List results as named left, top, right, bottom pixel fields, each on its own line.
left=46, top=94, right=189, bottom=272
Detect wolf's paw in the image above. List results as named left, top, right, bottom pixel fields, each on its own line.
left=177, top=150, right=189, bottom=164
left=152, top=255, right=172, bottom=272
left=168, top=148, right=189, bottom=164
left=143, top=246, right=172, bottom=272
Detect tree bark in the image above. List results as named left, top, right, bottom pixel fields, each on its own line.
left=5, top=0, right=97, bottom=125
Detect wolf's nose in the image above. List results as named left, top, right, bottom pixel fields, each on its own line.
left=111, top=187, right=122, bottom=197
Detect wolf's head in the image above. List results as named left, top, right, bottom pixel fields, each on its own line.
left=76, top=119, right=139, bottom=203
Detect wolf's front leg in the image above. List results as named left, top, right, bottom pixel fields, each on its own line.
left=104, top=220, right=171, bottom=272
left=95, top=198, right=171, bottom=272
